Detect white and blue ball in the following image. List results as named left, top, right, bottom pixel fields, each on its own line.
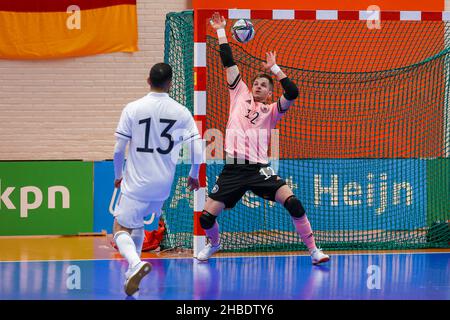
left=231, top=19, right=255, bottom=44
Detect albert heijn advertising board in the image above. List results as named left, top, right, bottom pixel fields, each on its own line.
left=154, top=159, right=431, bottom=234
left=204, top=159, right=429, bottom=233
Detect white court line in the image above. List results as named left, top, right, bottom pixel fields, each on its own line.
left=0, top=250, right=448, bottom=263
left=205, top=250, right=450, bottom=261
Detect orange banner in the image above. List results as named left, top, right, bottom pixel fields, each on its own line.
left=0, top=1, right=137, bottom=59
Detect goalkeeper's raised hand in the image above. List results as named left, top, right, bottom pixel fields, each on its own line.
left=262, top=51, right=277, bottom=71
left=210, top=12, right=226, bottom=30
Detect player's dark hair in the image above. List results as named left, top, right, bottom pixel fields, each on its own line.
left=252, top=73, right=274, bottom=91
left=149, top=63, right=173, bottom=89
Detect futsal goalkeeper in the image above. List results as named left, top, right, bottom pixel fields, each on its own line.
left=197, top=12, right=329, bottom=265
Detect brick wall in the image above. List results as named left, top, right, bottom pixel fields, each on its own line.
left=0, top=0, right=191, bottom=161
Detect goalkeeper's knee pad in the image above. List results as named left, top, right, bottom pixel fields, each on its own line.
left=200, top=211, right=217, bottom=230
left=284, top=195, right=306, bottom=218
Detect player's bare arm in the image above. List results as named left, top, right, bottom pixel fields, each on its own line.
left=113, top=137, right=128, bottom=188
left=187, top=136, right=203, bottom=191
left=262, top=51, right=299, bottom=111
left=210, top=12, right=240, bottom=86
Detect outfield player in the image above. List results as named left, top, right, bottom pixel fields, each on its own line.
left=197, top=13, right=329, bottom=265
left=113, top=63, right=203, bottom=295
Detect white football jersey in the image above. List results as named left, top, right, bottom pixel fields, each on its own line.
left=115, top=92, right=199, bottom=201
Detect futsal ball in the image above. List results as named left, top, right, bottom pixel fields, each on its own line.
left=231, top=19, right=255, bottom=44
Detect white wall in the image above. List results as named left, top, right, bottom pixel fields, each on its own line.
left=0, top=0, right=191, bottom=160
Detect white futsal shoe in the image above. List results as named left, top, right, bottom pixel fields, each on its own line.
left=124, top=261, right=152, bottom=296
left=196, top=243, right=221, bottom=261
left=310, top=248, right=330, bottom=265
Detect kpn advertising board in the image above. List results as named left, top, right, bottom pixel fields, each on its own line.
left=0, top=161, right=93, bottom=236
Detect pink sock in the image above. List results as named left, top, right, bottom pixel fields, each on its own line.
left=205, top=222, right=220, bottom=246
left=292, top=215, right=317, bottom=252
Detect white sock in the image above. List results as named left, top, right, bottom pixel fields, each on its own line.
left=114, top=231, right=141, bottom=269
left=131, top=227, right=145, bottom=256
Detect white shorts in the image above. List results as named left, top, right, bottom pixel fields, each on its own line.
left=113, top=193, right=163, bottom=229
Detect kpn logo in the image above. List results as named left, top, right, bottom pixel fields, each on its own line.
left=0, top=180, right=70, bottom=218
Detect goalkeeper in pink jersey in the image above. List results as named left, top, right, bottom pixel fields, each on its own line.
left=197, top=12, right=330, bottom=265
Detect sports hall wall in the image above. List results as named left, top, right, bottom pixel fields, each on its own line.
left=0, top=0, right=192, bottom=161
left=0, top=1, right=444, bottom=162
left=0, top=0, right=447, bottom=236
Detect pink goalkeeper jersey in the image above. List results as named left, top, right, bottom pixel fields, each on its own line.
left=225, top=74, right=286, bottom=164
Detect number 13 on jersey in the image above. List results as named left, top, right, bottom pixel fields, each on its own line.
left=136, top=117, right=177, bottom=154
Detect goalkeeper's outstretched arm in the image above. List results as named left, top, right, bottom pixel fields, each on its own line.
left=263, top=51, right=299, bottom=112
left=210, top=12, right=240, bottom=87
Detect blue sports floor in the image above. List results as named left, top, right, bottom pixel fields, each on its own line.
left=1, top=252, right=449, bottom=300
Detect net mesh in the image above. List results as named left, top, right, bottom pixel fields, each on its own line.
left=164, top=11, right=450, bottom=251
left=160, top=11, right=194, bottom=250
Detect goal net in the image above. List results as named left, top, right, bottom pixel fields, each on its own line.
left=163, top=10, right=450, bottom=251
